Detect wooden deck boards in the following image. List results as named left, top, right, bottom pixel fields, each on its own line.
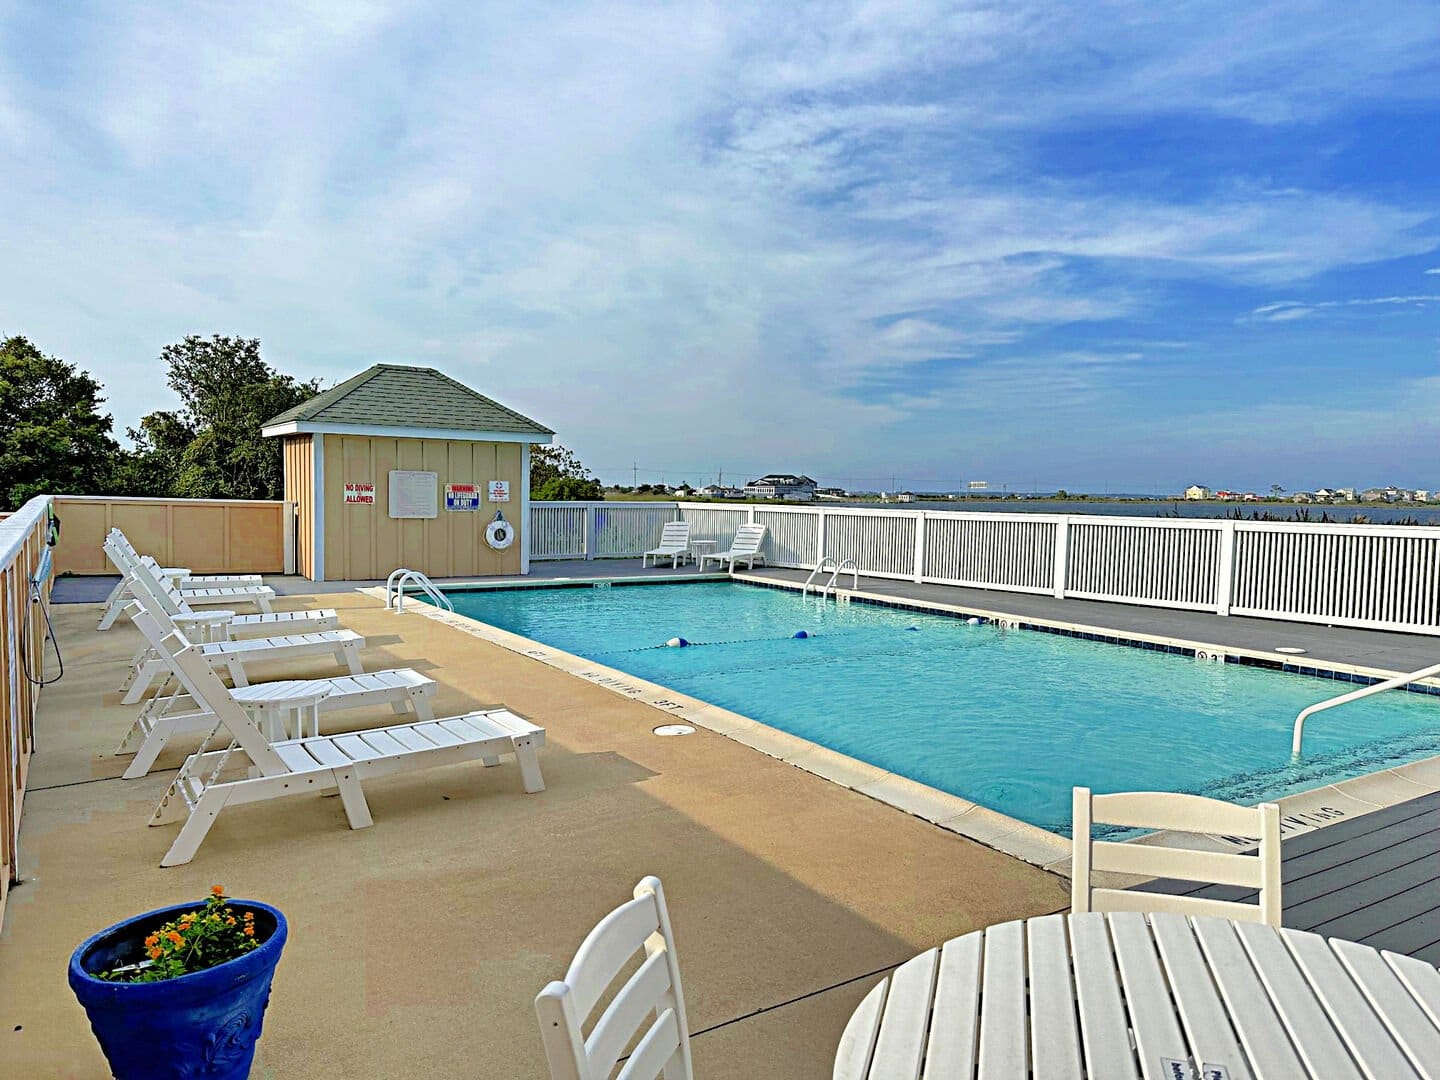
left=1134, top=790, right=1440, bottom=964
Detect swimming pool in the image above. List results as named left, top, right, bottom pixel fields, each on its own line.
left=436, top=582, right=1440, bottom=834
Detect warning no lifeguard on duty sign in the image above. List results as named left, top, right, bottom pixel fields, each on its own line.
left=444, top=483, right=480, bottom=511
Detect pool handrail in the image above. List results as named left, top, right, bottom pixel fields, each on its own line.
left=1292, top=659, right=1440, bottom=754
left=386, top=568, right=453, bottom=614
left=803, top=557, right=859, bottom=597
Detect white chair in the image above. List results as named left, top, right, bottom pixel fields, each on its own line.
left=535, top=876, right=693, bottom=1080
left=1072, top=787, right=1282, bottom=926
left=103, top=535, right=338, bottom=640
left=98, top=533, right=277, bottom=628
left=643, top=522, right=692, bottom=569
left=117, top=603, right=438, bottom=778
left=148, top=627, right=546, bottom=866
left=696, top=523, right=767, bottom=573
left=118, top=571, right=364, bottom=704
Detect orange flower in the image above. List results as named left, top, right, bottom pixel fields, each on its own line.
left=210, top=885, right=225, bottom=897
left=243, top=912, right=254, bottom=922
left=148, top=947, right=162, bottom=960
left=144, top=934, right=159, bottom=948
left=225, top=916, right=236, bottom=926
left=167, top=931, right=184, bottom=946
left=243, top=926, right=255, bottom=937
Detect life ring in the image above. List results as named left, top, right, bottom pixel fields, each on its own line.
left=485, top=518, right=515, bottom=551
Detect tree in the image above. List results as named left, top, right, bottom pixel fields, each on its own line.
left=530, top=443, right=602, bottom=500
left=140, top=335, right=319, bottom=500
left=0, top=335, right=120, bottom=509
left=1270, top=484, right=1285, bottom=499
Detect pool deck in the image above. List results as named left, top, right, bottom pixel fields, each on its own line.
left=1138, top=789, right=1440, bottom=964
left=1, top=589, right=1069, bottom=1078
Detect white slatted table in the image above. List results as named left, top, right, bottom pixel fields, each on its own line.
left=834, top=912, right=1440, bottom=1080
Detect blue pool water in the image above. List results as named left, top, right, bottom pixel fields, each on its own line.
left=439, top=582, right=1440, bottom=833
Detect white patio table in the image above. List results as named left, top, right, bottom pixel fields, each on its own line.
left=834, top=911, right=1440, bottom=1080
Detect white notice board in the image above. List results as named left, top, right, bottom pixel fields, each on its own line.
left=388, top=470, right=438, bottom=519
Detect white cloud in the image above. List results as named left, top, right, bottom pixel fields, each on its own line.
left=1247, top=294, right=1440, bottom=322
left=0, top=1, right=1438, bottom=483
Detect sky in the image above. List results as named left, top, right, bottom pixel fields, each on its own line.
left=2, top=1, right=1439, bottom=494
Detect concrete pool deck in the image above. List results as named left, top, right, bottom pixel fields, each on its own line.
left=0, top=591, right=1069, bottom=1078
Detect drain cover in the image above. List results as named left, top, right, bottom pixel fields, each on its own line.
left=653, top=724, right=696, bottom=737
left=1275, top=646, right=1307, bottom=655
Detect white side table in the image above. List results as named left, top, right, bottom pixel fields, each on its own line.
left=232, top=684, right=333, bottom=741
left=688, top=539, right=717, bottom=570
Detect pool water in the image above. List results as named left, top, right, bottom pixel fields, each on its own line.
left=439, top=582, right=1440, bottom=833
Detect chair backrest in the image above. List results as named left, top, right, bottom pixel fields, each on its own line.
left=1072, top=787, right=1282, bottom=926
left=126, top=596, right=290, bottom=776
left=729, top=523, right=767, bottom=555
left=658, top=522, right=690, bottom=547
left=103, top=531, right=140, bottom=574
left=535, top=876, right=692, bottom=1080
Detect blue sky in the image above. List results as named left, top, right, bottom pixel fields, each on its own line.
left=2, top=2, right=1439, bottom=493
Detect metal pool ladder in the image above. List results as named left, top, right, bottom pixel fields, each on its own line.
left=386, top=568, right=454, bottom=614
left=802, top=557, right=859, bottom=598
left=1292, top=658, right=1440, bottom=754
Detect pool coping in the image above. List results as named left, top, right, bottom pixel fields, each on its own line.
left=362, top=576, right=1440, bottom=878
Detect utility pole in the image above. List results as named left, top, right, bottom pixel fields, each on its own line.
left=632, top=462, right=638, bottom=487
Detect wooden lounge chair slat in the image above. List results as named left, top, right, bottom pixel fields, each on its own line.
left=413, top=722, right=465, bottom=747
left=297, top=738, right=352, bottom=769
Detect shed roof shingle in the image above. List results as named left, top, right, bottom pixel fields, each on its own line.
left=263, top=364, right=554, bottom=435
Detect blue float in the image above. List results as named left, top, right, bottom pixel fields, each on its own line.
left=665, top=637, right=690, bottom=648
left=792, top=630, right=809, bottom=639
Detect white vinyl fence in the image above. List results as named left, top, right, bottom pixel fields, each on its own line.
left=529, top=501, right=1440, bottom=634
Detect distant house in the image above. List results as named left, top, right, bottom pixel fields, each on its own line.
left=1242, top=492, right=1259, bottom=502
left=1361, top=487, right=1401, bottom=502
left=815, top=487, right=847, bottom=500
left=697, top=484, right=745, bottom=499
left=1334, top=487, right=1356, bottom=501
left=1183, top=485, right=1210, bottom=500
left=896, top=492, right=916, bottom=503
left=1291, top=492, right=1314, bottom=503
left=1215, top=490, right=1241, bottom=502
left=1313, top=488, right=1335, bottom=501
left=744, top=474, right=818, bottom=500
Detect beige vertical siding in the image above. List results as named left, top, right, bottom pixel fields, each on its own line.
left=283, top=435, right=314, bottom=578
left=51, top=498, right=289, bottom=575
left=321, top=434, right=525, bottom=579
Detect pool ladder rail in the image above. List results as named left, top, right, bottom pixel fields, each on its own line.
left=1292, top=657, right=1440, bottom=755
left=386, top=568, right=454, bottom=614
left=803, top=557, right=859, bottom=598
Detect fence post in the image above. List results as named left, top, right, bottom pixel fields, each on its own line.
left=913, top=513, right=926, bottom=583
left=1215, top=520, right=1236, bottom=616
left=1053, top=516, right=1070, bottom=598
left=815, top=509, right=827, bottom=569
left=583, top=504, right=595, bottom=561
left=747, top=505, right=756, bottom=523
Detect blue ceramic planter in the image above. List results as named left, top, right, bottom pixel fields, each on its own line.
left=68, top=900, right=287, bottom=1080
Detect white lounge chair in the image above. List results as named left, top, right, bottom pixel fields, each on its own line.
left=149, top=629, right=545, bottom=866
left=1072, top=787, right=1282, bottom=926
left=696, top=523, right=768, bottom=573
left=118, top=604, right=437, bottom=779
left=642, top=521, right=692, bottom=569
left=535, top=876, right=692, bottom=1080
left=98, top=540, right=276, bottom=628
left=118, top=573, right=364, bottom=704
left=101, top=535, right=336, bottom=638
